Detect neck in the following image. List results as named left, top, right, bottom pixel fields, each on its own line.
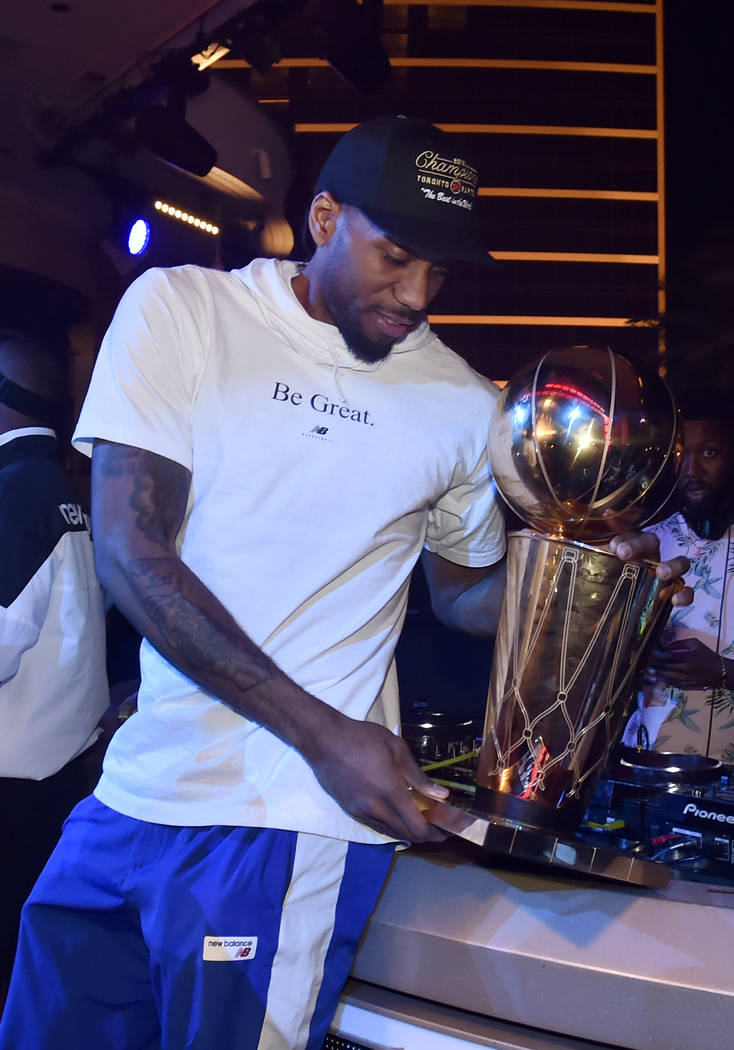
left=291, top=261, right=335, bottom=326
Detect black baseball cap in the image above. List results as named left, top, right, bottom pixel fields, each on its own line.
left=315, top=114, right=496, bottom=265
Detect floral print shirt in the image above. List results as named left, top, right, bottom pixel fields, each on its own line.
left=624, top=514, right=734, bottom=759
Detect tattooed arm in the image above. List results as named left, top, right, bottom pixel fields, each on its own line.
left=91, top=439, right=448, bottom=841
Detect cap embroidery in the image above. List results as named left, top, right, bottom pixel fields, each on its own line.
left=314, top=115, right=494, bottom=263
left=414, top=149, right=478, bottom=211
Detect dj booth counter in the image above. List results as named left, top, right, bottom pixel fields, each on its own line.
left=329, top=842, right=734, bottom=1050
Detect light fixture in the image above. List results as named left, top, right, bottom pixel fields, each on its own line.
left=191, top=42, right=232, bottom=72
left=154, top=200, right=219, bottom=236
left=136, top=106, right=218, bottom=177
left=223, top=8, right=283, bottom=76
left=135, top=61, right=218, bottom=177
left=127, top=218, right=151, bottom=256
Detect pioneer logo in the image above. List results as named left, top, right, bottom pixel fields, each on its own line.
left=683, top=802, right=734, bottom=825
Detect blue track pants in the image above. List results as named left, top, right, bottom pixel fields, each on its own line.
left=0, top=796, right=394, bottom=1049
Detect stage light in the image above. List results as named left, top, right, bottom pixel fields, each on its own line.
left=135, top=62, right=217, bottom=177
left=136, top=105, right=218, bottom=177
left=154, top=200, right=219, bottom=236
left=127, top=218, right=151, bottom=256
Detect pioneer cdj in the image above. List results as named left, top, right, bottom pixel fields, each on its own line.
left=582, top=748, right=734, bottom=883
left=402, top=706, right=734, bottom=888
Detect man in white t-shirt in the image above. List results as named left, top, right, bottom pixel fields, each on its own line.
left=0, top=116, right=691, bottom=1050
left=622, top=388, right=733, bottom=758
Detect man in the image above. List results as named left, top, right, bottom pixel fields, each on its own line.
left=623, top=388, right=733, bottom=759
left=0, top=116, right=690, bottom=1049
left=0, top=329, right=108, bottom=994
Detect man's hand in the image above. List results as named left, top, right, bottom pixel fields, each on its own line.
left=303, top=714, right=449, bottom=843
left=648, top=637, right=726, bottom=690
left=607, top=531, right=692, bottom=607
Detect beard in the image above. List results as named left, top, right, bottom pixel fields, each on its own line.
left=318, top=231, right=415, bottom=364
left=327, top=288, right=410, bottom=365
left=679, top=487, right=734, bottom=540
left=332, top=307, right=395, bottom=364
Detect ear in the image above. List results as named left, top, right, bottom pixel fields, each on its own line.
left=307, top=191, right=342, bottom=247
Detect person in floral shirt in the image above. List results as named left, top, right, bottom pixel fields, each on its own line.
left=623, top=389, right=734, bottom=759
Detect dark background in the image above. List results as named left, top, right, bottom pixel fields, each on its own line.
left=664, top=0, right=734, bottom=389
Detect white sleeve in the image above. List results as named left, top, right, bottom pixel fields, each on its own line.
left=72, top=266, right=212, bottom=468
left=0, top=570, right=53, bottom=683
left=0, top=608, right=43, bottom=683
left=424, top=447, right=506, bottom=568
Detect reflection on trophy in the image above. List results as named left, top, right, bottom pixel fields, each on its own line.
left=421, top=346, right=682, bottom=887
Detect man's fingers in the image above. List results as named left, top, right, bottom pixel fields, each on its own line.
left=371, top=792, right=447, bottom=843
left=669, top=584, right=693, bottom=606
left=655, top=555, right=690, bottom=581
left=405, top=766, right=450, bottom=802
left=608, top=531, right=659, bottom=561
left=607, top=534, right=691, bottom=605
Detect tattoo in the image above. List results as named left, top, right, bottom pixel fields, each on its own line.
left=129, top=558, right=274, bottom=694
left=95, top=442, right=274, bottom=701
left=97, top=442, right=190, bottom=545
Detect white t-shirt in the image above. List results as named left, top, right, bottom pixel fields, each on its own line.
left=73, top=258, right=505, bottom=842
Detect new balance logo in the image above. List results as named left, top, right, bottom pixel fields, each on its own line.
left=304, top=424, right=333, bottom=443
left=202, top=936, right=258, bottom=962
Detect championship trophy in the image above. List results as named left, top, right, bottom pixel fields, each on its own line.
left=419, top=346, right=682, bottom=887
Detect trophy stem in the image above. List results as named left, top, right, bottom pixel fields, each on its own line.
left=474, top=530, right=673, bottom=834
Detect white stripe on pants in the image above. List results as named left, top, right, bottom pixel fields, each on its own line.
left=257, top=833, right=349, bottom=1050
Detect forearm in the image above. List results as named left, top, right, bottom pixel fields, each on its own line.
left=97, top=545, right=338, bottom=757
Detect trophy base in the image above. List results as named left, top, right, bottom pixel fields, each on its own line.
left=474, top=784, right=586, bottom=835
left=417, top=793, right=670, bottom=889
